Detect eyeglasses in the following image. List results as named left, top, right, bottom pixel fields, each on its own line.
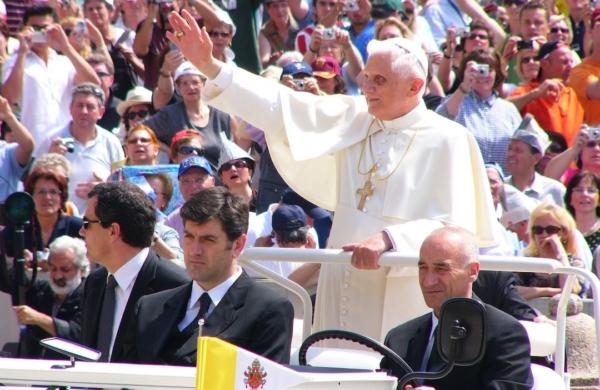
left=127, top=136, right=152, bottom=145
left=178, top=145, right=204, bottom=156
left=82, top=217, right=103, bottom=229
left=220, top=159, right=249, bottom=171
left=29, top=24, right=49, bottom=31
left=34, top=189, right=62, bottom=197
left=550, top=27, right=569, bottom=34
left=503, top=0, right=526, bottom=6
left=520, top=56, right=538, bottom=64
left=586, top=140, right=600, bottom=149
left=317, top=0, right=337, bottom=7
left=72, top=84, right=105, bottom=105
left=208, top=31, right=230, bottom=38
left=573, top=187, right=599, bottom=194
left=467, top=33, right=489, bottom=41
left=126, top=110, right=149, bottom=120
left=97, top=72, right=112, bottom=78
left=531, top=225, right=563, bottom=235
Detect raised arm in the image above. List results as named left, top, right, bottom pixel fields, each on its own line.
left=1, top=29, right=31, bottom=105
left=0, top=96, right=34, bottom=166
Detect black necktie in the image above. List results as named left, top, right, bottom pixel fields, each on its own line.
left=183, top=292, right=212, bottom=334
left=97, top=274, right=117, bottom=362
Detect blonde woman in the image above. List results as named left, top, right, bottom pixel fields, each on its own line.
left=516, top=203, right=584, bottom=299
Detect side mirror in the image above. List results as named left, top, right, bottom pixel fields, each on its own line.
left=437, top=297, right=486, bottom=366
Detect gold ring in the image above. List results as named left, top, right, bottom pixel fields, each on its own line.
left=175, top=31, right=185, bottom=39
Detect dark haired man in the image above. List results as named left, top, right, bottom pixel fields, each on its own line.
left=129, top=187, right=294, bottom=365
left=79, top=182, right=189, bottom=362
left=1, top=5, right=100, bottom=155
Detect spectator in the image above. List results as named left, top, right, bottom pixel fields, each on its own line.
left=123, top=124, right=160, bottom=166
left=516, top=202, right=585, bottom=299
left=295, top=0, right=343, bottom=54
left=116, top=85, right=155, bottom=133
left=399, top=0, right=437, bottom=54
left=548, top=14, right=581, bottom=65
left=346, top=0, right=375, bottom=62
left=88, top=53, right=122, bottom=132
left=565, top=171, right=600, bottom=274
left=537, top=130, right=568, bottom=175
left=13, top=236, right=87, bottom=358
left=0, top=95, right=34, bottom=202
left=519, top=0, right=549, bottom=42
left=217, top=142, right=255, bottom=209
left=544, top=127, right=600, bottom=183
left=169, top=128, right=205, bottom=164
left=114, top=0, right=147, bottom=32
left=41, top=83, right=125, bottom=212
left=565, top=0, right=590, bottom=58
left=61, top=17, right=114, bottom=74
left=512, top=42, right=540, bottom=84
left=165, top=156, right=216, bottom=243
left=29, top=153, right=79, bottom=216
left=437, top=48, right=522, bottom=171
left=84, top=0, right=143, bottom=100
left=509, top=41, right=583, bottom=146
left=79, top=182, right=189, bottom=362
left=1, top=5, right=100, bottom=155
left=207, top=11, right=236, bottom=65
left=569, top=6, right=600, bottom=127
left=505, top=115, right=566, bottom=207
left=143, top=61, right=234, bottom=168
left=311, top=55, right=345, bottom=94
left=259, top=0, right=302, bottom=67
left=132, top=0, right=175, bottom=90
left=374, top=16, right=412, bottom=41
left=2, top=168, right=83, bottom=259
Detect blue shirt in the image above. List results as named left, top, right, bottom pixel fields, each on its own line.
left=348, top=19, right=375, bottom=62
left=423, top=0, right=470, bottom=47
left=436, top=92, right=522, bottom=172
left=0, top=141, right=26, bottom=202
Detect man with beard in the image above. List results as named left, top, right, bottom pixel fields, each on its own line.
left=13, top=236, right=89, bottom=358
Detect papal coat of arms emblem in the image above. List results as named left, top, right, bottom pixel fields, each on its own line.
left=244, top=358, right=267, bottom=389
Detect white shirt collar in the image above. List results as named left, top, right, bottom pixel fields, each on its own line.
left=380, top=101, right=427, bottom=131
left=111, top=247, right=150, bottom=291
left=189, top=267, right=243, bottom=310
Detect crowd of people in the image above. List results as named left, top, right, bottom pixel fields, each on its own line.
left=0, top=0, right=598, bottom=387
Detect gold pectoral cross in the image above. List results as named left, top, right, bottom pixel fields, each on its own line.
left=356, top=163, right=378, bottom=211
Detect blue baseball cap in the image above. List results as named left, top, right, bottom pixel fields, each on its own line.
left=280, top=61, right=313, bottom=80
left=178, top=156, right=214, bottom=178
left=272, top=205, right=307, bottom=232
left=281, top=189, right=331, bottom=220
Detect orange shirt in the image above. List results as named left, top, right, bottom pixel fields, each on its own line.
left=509, top=81, right=584, bottom=146
left=569, top=57, right=600, bottom=126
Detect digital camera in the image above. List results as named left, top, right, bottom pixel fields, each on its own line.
left=589, top=127, right=600, bottom=141
left=517, top=40, right=533, bottom=51
left=475, top=63, right=490, bottom=77
left=293, top=79, right=306, bottom=90
left=322, top=28, right=336, bottom=41
left=343, top=0, right=359, bottom=12
left=60, top=137, right=76, bottom=153
left=75, top=20, right=87, bottom=35
left=455, top=27, right=470, bottom=38
left=31, top=30, right=47, bottom=44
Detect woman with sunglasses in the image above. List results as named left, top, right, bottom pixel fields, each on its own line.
left=547, top=15, right=581, bottom=65
left=516, top=202, right=584, bottom=299
left=2, top=169, right=83, bottom=261
left=169, top=128, right=205, bottom=164
left=217, top=144, right=256, bottom=210
left=124, top=124, right=161, bottom=166
left=116, top=86, right=155, bottom=133
left=207, top=15, right=236, bottom=65
left=565, top=172, right=600, bottom=275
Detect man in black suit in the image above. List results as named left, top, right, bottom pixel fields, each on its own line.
left=380, top=226, right=533, bottom=390
left=79, top=182, right=189, bottom=362
left=130, top=187, right=294, bottom=366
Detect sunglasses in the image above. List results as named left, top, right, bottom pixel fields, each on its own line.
left=73, top=84, right=104, bottom=104
left=586, top=140, right=600, bottom=149
left=82, top=217, right=103, bottom=229
left=467, top=33, right=489, bottom=41
left=221, top=159, right=249, bottom=171
left=504, top=0, right=526, bottom=6
left=531, top=225, right=562, bottom=235
left=178, top=145, right=204, bottom=156
left=520, top=56, right=538, bottom=64
left=126, top=109, right=149, bottom=120
left=550, top=27, right=569, bottom=34
left=208, top=31, right=230, bottom=38
left=127, top=136, right=152, bottom=145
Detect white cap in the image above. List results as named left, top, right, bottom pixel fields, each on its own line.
left=174, top=61, right=205, bottom=82
left=367, top=36, right=428, bottom=78
left=500, top=185, right=538, bottom=227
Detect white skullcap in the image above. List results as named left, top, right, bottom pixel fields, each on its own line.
left=367, top=37, right=428, bottom=78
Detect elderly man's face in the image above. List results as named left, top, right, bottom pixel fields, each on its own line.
left=48, top=248, right=82, bottom=296
left=360, top=51, right=423, bottom=120
left=418, top=233, right=479, bottom=316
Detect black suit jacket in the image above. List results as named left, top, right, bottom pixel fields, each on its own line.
left=381, top=303, right=533, bottom=390
left=130, top=271, right=294, bottom=366
left=80, top=250, right=189, bottom=362
left=474, top=270, right=537, bottom=321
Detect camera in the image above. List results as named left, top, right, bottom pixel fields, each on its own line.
left=455, top=27, right=470, bottom=38
left=475, top=63, right=490, bottom=77
left=322, top=28, right=336, bottom=41
left=589, top=127, right=600, bottom=141
left=31, top=30, right=47, bottom=44
left=293, top=79, right=306, bottom=91
left=74, top=20, right=87, bottom=35
left=60, top=137, right=76, bottom=153
left=517, top=40, right=534, bottom=51
left=343, top=0, right=359, bottom=12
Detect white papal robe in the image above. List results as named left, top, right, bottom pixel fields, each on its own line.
left=203, top=65, right=499, bottom=341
